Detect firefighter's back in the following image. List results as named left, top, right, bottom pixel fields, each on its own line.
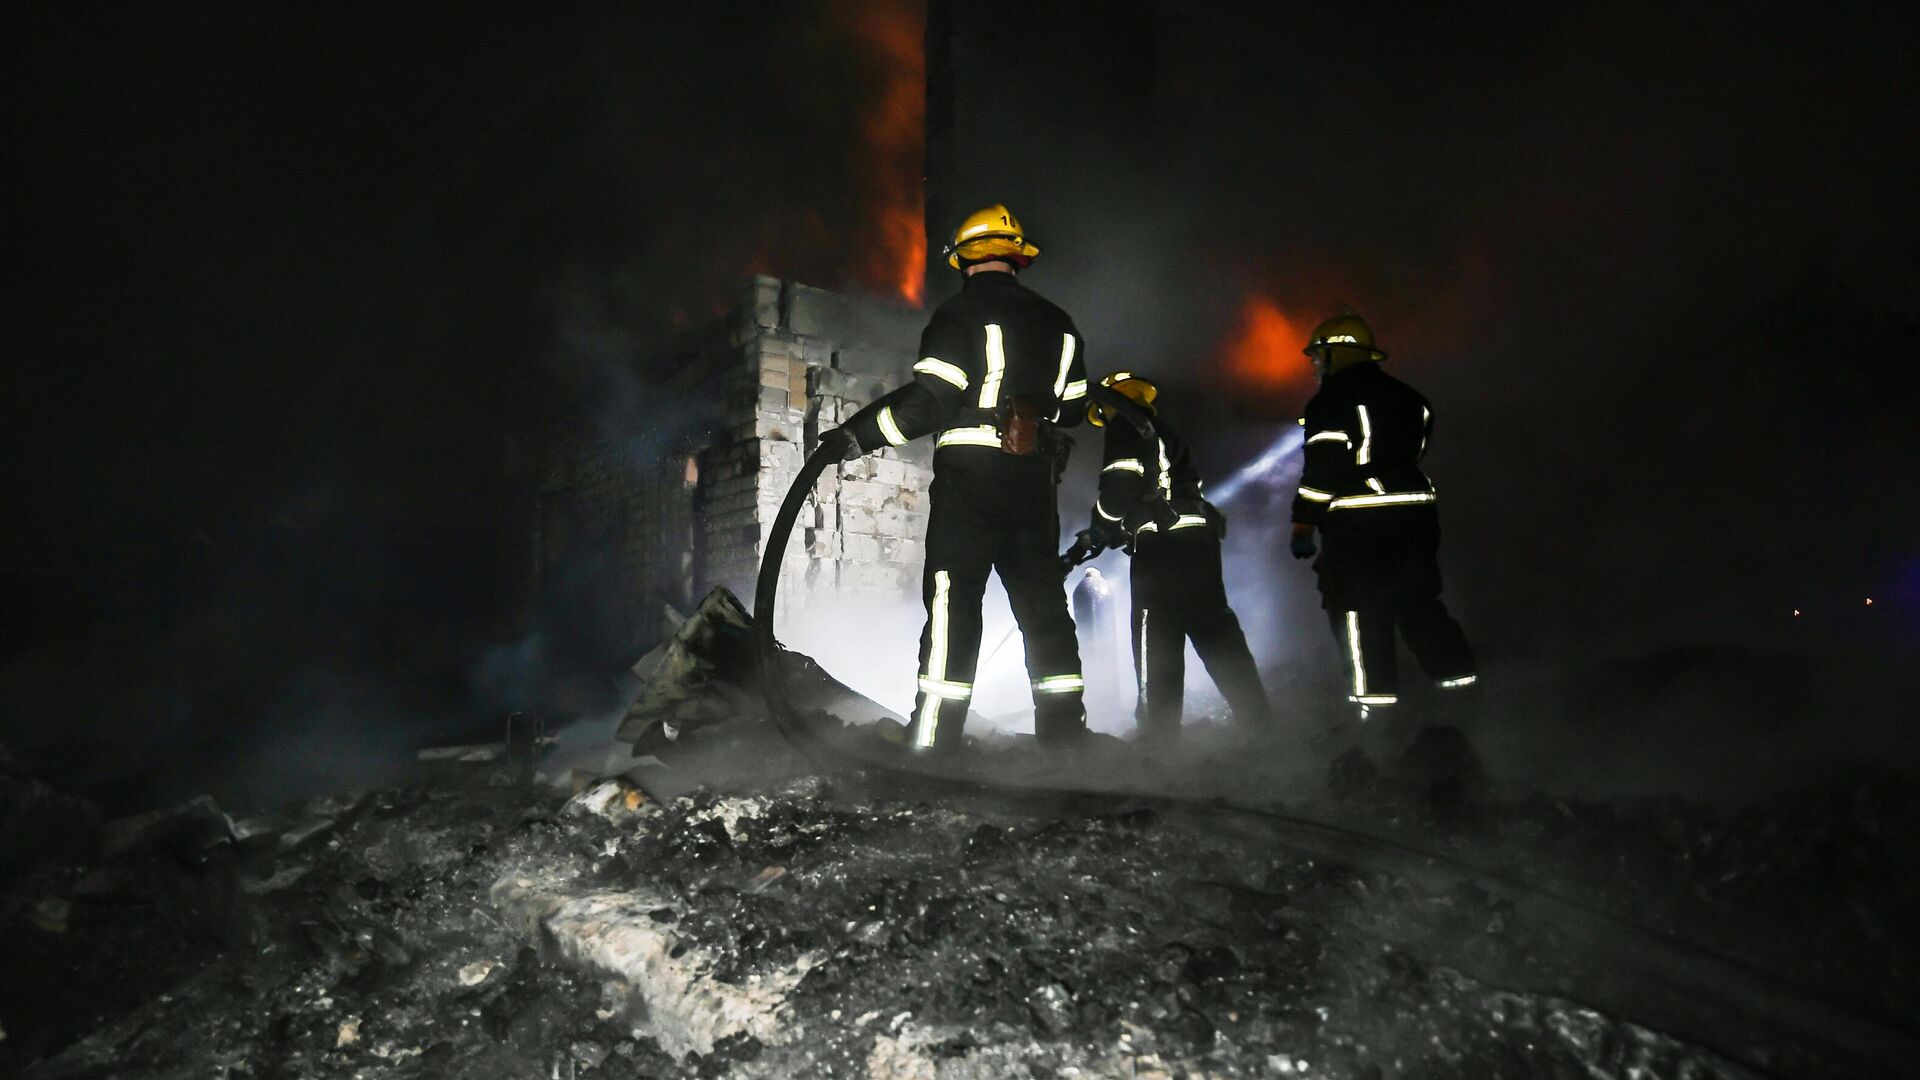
left=1349, top=365, right=1431, bottom=473
left=1306, top=362, right=1435, bottom=499
left=926, top=272, right=1084, bottom=521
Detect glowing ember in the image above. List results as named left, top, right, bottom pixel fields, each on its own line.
left=1226, top=296, right=1311, bottom=391
left=843, top=0, right=926, bottom=306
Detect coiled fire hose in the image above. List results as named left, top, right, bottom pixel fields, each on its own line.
left=747, top=388, right=1916, bottom=1075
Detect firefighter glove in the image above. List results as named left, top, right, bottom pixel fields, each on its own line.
left=820, top=426, right=864, bottom=462
left=1289, top=526, right=1317, bottom=560
left=1060, top=530, right=1100, bottom=572
left=1089, top=519, right=1127, bottom=551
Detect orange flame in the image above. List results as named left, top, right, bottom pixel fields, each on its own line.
left=843, top=0, right=925, bottom=306
left=1225, top=296, right=1312, bottom=392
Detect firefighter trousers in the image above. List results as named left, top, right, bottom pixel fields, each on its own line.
left=1130, top=528, right=1272, bottom=738
left=907, top=467, right=1085, bottom=752
left=1317, top=503, right=1476, bottom=707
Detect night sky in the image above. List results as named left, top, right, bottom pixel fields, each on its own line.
left=4, top=2, right=1916, bottom=793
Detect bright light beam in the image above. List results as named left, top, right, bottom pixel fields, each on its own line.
left=1210, top=426, right=1305, bottom=504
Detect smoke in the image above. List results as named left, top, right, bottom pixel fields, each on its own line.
left=7, top=0, right=1918, bottom=809
left=0, top=2, right=937, bottom=796
left=1039, top=1, right=1920, bottom=795
left=1158, top=3, right=1919, bottom=668
left=651, top=0, right=1920, bottom=801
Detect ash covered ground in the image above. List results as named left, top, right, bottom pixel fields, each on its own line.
left=2, top=596, right=1915, bottom=1079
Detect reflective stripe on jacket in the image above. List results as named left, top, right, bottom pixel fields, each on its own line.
left=848, top=271, right=1088, bottom=460
left=1096, top=415, right=1214, bottom=543
left=1292, top=362, right=1437, bottom=525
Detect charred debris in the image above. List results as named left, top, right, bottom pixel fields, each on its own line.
left=2, top=588, right=1916, bottom=1079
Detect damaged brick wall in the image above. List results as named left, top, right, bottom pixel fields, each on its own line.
left=523, top=276, right=931, bottom=651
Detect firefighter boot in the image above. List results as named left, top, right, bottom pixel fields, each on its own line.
left=1034, top=699, right=1089, bottom=748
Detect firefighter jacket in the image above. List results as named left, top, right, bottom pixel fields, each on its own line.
left=845, top=270, right=1089, bottom=469
left=1094, top=415, right=1219, bottom=548
left=1291, top=361, right=1436, bottom=526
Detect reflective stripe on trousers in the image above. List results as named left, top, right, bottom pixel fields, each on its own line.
left=914, top=570, right=954, bottom=748
left=1344, top=610, right=1398, bottom=706
left=1033, top=674, right=1084, bottom=694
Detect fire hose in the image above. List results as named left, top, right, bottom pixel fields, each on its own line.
left=748, top=388, right=1917, bottom=1075
left=751, top=384, right=1149, bottom=786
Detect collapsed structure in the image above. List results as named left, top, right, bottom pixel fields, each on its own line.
left=519, top=278, right=933, bottom=650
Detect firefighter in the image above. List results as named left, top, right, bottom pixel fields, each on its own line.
left=822, top=204, right=1090, bottom=753
left=1288, top=313, right=1476, bottom=720
left=1085, top=372, right=1273, bottom=742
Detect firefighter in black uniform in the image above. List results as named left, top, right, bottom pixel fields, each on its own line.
left=1085, top=372, right=1273, bottom=742
left=1288, top=313, right=1476, bottom=719
left=823, top=205, right=1090, bottom=752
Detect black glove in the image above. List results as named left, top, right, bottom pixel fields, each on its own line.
left=820, top=426, right=864, bottom=462
left=1088, top=519, right=1127, bottom=551
left=1060, top=529, right=1100, bottom=572
left=1289, top=529, right=1317, bottom=560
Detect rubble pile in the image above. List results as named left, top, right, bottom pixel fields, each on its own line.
left=2, top=768, right=698, bottom=1079
left=529, top=778, right=1770, bottom=1079
left=1318, top=757, right=1920, bottom=1031
left=3, top=752, right=1774, bottom=1079
left=1, top=597, right=1913, bottom=1077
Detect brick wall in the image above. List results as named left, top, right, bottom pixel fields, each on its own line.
left=527, top=276, right=933, bottom=651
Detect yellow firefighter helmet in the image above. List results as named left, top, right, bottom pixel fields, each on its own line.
left=1087, top=370, right=1159, bottom=428
left=943, top=204, right=1041, bottom=269
left=1304, top=312, right=1388, bottom=361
